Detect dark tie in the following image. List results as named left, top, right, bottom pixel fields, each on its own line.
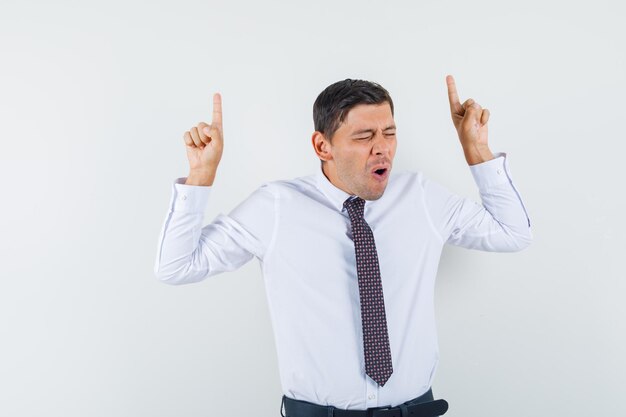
left=343, top=196, right=393, bottom=386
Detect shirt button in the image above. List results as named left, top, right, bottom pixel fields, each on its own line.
left=368, top=394, right=375, bottom=399
left=496, top=169, right=502, bottom=175
left=181, top=195, right=187, bottom=200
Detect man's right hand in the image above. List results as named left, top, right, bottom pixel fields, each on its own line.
left=184, top=92, right=223, bottom=186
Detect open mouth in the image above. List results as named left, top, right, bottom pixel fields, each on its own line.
left=372, top=167, right=389, bottom=180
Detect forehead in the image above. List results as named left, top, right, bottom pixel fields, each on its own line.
left=342, top=103, right=393, bottom=128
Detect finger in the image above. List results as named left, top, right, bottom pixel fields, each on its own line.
left=446, top=75, right=462, bottom=115
left=463, top=102, right=482, bottom=123
left=197, top=122, right=211, bottom=144
left=190, top=126, right=204, bottom=147
left=461, top=98, right=475, bottom=110
left=212, top=92, right=222, bottom=127
left=480, top=108, right=490, bottom=125
left=183, top=131, right=194, bottom=147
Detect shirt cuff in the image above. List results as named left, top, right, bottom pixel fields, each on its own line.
left=469, top=151, right=510, bottom=189
left=171, top=176, right=212, bottom=212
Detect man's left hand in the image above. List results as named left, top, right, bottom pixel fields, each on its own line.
left=446, top=74, right=494, bottom=165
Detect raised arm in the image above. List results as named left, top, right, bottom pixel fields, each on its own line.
left=421, top=153, right=532, bottom=252
left=154, top=92, right=276, bottom=284
left=153, top=181, right=276, bottom=284
left=418, top=76, right=532, bottom=251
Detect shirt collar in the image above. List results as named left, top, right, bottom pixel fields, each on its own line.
left=315, top=165, right=378, bottom=213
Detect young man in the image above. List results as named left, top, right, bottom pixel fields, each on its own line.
left=154, top=76, right=532, bottom=417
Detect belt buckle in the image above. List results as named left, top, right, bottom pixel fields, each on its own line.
left=369, top=404, right=393, bottom=417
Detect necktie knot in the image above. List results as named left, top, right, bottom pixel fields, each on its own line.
left=343, top=196, right=365, bottom=221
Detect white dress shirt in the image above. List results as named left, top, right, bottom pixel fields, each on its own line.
left=154, top=151, right=532, bottom=410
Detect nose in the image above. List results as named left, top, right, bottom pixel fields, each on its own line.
left=372, top=130, right=393, bottom=156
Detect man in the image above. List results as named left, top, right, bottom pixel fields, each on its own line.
left=154, top=76, right=532, bottom=417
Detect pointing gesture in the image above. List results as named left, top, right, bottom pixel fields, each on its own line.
left=446, top=75, right=493, bottom=165
left=184, top=93, right=224, bottom=184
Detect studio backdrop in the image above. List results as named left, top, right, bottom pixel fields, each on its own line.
left=1, top=1, right=624, bottom=416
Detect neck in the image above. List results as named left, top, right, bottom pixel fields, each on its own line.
left=322, top=163, right=352, bottom=195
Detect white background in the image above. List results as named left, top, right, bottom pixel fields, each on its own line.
left=1, top=0, right=624, bottom=416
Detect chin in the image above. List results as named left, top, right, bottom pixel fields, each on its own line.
left=362, top=187, right=387, bottom=201
left=371, top=191, right=386, bottom=200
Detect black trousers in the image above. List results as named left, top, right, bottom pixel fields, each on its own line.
left=281, top=387, right=447, bottom=417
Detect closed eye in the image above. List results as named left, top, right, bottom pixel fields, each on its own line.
left=355, top=133, right=395, bottom=140
left=354, top=132, right=396, bottom=140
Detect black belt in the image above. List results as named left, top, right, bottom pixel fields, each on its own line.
left=281, top=388, right=448, bottom=417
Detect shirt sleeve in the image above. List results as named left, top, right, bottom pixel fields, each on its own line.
left=153, top=177, right=277, bottom=285
left=421, top=152, right=533, bottom=252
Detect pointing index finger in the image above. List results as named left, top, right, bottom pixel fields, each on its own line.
left=446, top=75, right=462, bottom=114
left=212, top=92, right=222, bottom=126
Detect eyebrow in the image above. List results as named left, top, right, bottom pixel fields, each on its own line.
left=350, top=125, right=397, bottom=136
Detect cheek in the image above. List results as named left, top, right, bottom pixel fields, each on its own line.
left=338, top=154, right=361, bottom=178
left=338, top=146, right=366, bottom=164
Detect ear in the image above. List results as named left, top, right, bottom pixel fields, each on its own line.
left=311, top=131, right=333, bottom=162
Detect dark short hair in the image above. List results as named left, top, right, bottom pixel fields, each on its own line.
left=313, top=79, right=394, bottom=142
